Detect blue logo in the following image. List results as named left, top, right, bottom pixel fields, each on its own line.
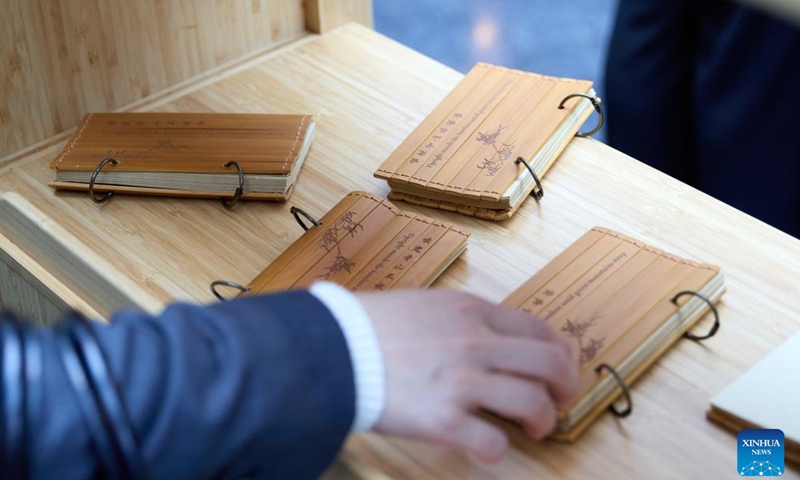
left=738, top=429, right=784, bottom=476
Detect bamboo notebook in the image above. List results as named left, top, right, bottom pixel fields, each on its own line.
left=49, top=113, right=315, bottom=202
left=212, top=191, right=470, bottom=298
left=374, top=63, right=599, bottom=221
left=708, top=332, right=800, bottom=465
left=503, top=227, right=725, bottom=441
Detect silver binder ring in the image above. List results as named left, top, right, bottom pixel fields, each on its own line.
left=89, top=157, right=119, bottom=203
left=221, top=161, right=244, bottom=209
left=210, top=280, right=250, bottom=301
left=515, top=157, right=544, bottom=200
left=595, top=363, right=632, bottom=418
left=671, top=290, right=720, bottom=341
left=290, top=206, right=320, bottom=231
left=558, top=93, right=604, bottom=138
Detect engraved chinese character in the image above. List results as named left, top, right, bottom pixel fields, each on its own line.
left=167, top=121, right=176, bottom=126
left=422, top=237, right=432, bottom=244
left=446, top=119, right=456, bottom=126
left=412, top=246, right=423, bottom=254
left=522, top=307, right=532, bottom=314
left=374, top=282, right=385, bottom=291
left=384, top=273, right=395, bottom=280
left=543, top=290, right=554, bottom=297
left=183, top=121, right=191, bottom=126
left=533, top=298, right=543, bottom=306
left=197, top=120, right=206, bottom=125
left=107, top=121, right=116, bottom=126
left=403, top=255, right=413, bottom=262
left=432, top=135, right=442, bottom=140
left=394, top=265, right=405, bottom=271
left=453, top=113, right=463, bottom=118
left=439, top=127, right=448, bottom=133
left=425, top=142, right=434, bottom=149
left=417, top=150, right=427, bottom=156
left=136, top=121, right=145, bottom=126
left=410, top=158, right=420, bottom=164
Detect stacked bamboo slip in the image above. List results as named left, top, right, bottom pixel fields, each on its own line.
left=503, top=227, right=725, bottom=440
left=216, top=191, right=470, bottom=296
left=44, top=61, right=731, bottom=443
left=375, top=62, right=599, bottom=221
left=50, top=113, right=315, bottom=201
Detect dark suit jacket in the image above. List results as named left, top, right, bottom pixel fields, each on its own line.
left=1, top=290, right=354, bottom=479
left=605, top=0, right=800, bottom=237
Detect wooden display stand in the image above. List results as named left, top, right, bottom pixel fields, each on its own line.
left=1, top=2, right=798, bottom=478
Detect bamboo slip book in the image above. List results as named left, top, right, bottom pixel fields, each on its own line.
left=49, top=113, right=315, bottom=202
left=374, top=62, right=601, bottom=221
left=503, top=227, right=726, bottom=441
left=210, top=191, right=470, bottom=299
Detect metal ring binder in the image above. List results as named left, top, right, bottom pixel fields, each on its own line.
left=290, top=206, right=321, bottom=231
left=671, top=290, right=720, bottom=341
left=595, top=363, right=633, bottom=418
left=558, top=93, right=604, bottom=138
left=221, top=160, right=244, bottom=209
left=210, top=280, right=251, bottom=301
left=515, top=157, right=544, bottom=200
left=89, top=157, right=119, bottom=203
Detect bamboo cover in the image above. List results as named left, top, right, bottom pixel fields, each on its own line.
left=49, top=113, right=314, bottom=200
left=242, top=191, right=470, bottom=293
left=374, top=63, right=594, bottom=221
left=503, top=227, right=725, bottom=440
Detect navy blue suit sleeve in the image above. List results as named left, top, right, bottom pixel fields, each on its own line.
left=17, top=290, right=355, bottom=479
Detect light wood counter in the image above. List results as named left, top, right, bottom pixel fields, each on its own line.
left=0, top=23, right=798, bottom=479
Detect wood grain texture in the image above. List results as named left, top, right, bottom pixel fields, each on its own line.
left=0, top=248, right=70, bottom=326
left=0, top=24, right=798, bottom=479
left=374, top=63, right=594, bottom=220
left=503, top=227, right=723, bottom=440
left=243, top=191, right=469, bottom=293
left=305, top=0, right=373, bottom=33
left=0, top=192, right=163, bottom=324
left=0, top=0, right=307, bottom=159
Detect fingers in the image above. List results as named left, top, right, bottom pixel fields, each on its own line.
left=484, top=307, right=575, bottom=362
left=463, top=372, right=558, bottom=440
left=481, top=337, right=580, bottom=405
left=432, top=409, right=509, bottom=462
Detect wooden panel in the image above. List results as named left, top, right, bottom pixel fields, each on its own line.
left=306, top=0, right=373, bottom=33
left=0, top=249, right=70, bottom=326
left=0, top=0, right=307, bottom=159
left=0, top=192, right=162, bottom=323
left=0, top=24, right=798, bottom=478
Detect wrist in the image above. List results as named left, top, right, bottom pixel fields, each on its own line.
left=309, top=282, right=386, bottom=432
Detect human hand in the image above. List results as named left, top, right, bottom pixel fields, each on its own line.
left=354, top=289, right=578, bottom=462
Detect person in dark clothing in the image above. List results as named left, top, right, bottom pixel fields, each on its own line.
left=0, top=284, right=577, bottom=479
left=605, top=0, right=800, bottom=238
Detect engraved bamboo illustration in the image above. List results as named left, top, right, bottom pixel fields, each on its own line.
left=561, top=312, right=606, bottom=366
left=475, top=124, right=516, bottom=176
left=318, top=211, right=363, bottom=278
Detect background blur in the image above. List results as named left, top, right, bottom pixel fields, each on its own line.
left=373, top=0, right=800, bottom=238
left=374, top=0, right=616, bottom=142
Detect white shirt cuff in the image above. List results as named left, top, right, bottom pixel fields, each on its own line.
left=309, top=281, right=385, bottom=432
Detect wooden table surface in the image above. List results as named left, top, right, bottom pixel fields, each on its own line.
left=1, top=23, right=798, bottom=479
